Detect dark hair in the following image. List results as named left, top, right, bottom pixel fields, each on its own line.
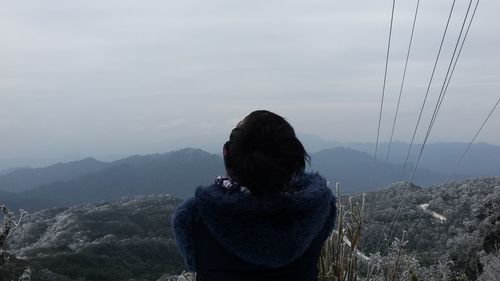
left=223, top=110, right=310, bottom=194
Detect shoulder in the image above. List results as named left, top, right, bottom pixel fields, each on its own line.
left=171, top=197, right=201, bottom=272
left=172, top=197, right=198, bottom=228
left=172, top=181, right=223, bottom=226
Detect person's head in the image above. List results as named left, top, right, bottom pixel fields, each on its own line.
left=223, top=110, right=310, bottom=195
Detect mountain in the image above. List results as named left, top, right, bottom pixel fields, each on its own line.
left=328, top=141, right=500, bottom=177
left=296, top=134, right=500, bottom=177
left=0, top=147, right=470, bottom=211
left=0, top=144, right=488, bottom=212
left=297, top=133, right=342, bottom=153
left=0, top=166, right=30, bottom=176
left=420, top=142, right=500, bottom=176
left=0, top=152, right=205, bottom=194
left=1, top=195, right=185, bottom=281
left=0, top=158, right=109, bottom=193
left=309, top=147, right=464, bottom=193
left=0, top=190, right=16, bottom=202
left=3, top=148, right=224, bottom=211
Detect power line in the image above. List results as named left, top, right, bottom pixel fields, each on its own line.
left=369, top=0, right=398, bottom=255
left=378, top=0, right=457, bottom=252
left=387, top=0, right=477, bottom=252
left=373, top=0, right=396, bottom=181
left=385, top=0, right=421, bottom=164
left=374, top=0, right=482, bottom=256
left=410, top=0, right=477, bottom=182
left=433, top=0, right=480, bottom=130
left=445, top=97, right=500, bottom=183
left=400, top=0, right=457, bottom=180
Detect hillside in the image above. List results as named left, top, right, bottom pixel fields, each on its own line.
left=1, top=195, right=184, bottom=281
left=2, top=177, right=499, bottom=280
left=358, top=177, right=500, bottom=280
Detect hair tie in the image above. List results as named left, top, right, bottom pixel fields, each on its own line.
left=215, top=176, right=251, bottom=194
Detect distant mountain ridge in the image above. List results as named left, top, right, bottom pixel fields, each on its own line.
left=309, top=147, right=459, bottom=193
left=342, top=142, right=500, bottom=176
left=4, top=148, right=225, bottom=211
left=0, top=147, right=471, bottom=212
left=0, top=157, right=109, bottom=193
left=0, top=148, right=224, bottom=194
left=0, top=166, right=31, bottom=176
left=298, top=134, right=500, bottom=177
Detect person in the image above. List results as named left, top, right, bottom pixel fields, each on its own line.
left=171, top=110, right=337, bottom=281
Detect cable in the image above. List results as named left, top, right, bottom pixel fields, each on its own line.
left=445, top=98, right=500, bottom=183
left=410, top=0, right=477, bottom=182
left=374, top=0, right=421, bottom=253
left=376, top=0, right=458, bottom=252
left=433, top=0, right=480, bottom=130
left=400, top=0, right=457, bottom=180
left=385, top=0, right=421, bottom=164
left=375, top=0, right=482, bottom=257
left=384, top=1, right=478, bottom=254
left=373, top=0, right=396, bottom=182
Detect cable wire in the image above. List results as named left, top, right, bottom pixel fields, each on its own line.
left=384, top=1, right=478, bottom=253
left=433, top=0, right=480, bottom=130
left=410, top=0, right=477, bottom=182
left=385, top=0, right=421, bottom=164
left=373, top=0, right=396, bottom=182
left=400, top=0, right=457, bottom=180
left=377, top=0, right=458, bottom=250
left=374, top=1, right=421, bottom=253
left=445, top=97, right=500, bottom=183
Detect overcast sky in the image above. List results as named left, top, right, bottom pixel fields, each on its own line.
left=1, top=0, right=499, bottom=166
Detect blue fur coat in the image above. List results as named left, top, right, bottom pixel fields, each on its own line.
left=171, top=172, right=337, bottom=281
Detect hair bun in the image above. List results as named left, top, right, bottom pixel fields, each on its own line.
left=223, top=110, right=309, bottom=194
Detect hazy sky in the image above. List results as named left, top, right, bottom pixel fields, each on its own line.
left=1, top=0, right=499, bottom=165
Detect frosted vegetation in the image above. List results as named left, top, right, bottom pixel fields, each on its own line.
left=1, top=196, right=184, bottom=280
left=1, top=178, right=499, bottom=280
left=320, top=177, right=500, bottom=280
left=1, top=205, right=30, bottom=280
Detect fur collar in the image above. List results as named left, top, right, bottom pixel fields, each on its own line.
left=172, top=172, right=336, bottom=270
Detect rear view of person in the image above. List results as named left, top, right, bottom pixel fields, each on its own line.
left=172, top=110, right=337, bottom=281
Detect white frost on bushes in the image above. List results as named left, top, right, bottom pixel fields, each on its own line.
left=5, top=194, right=178, bottom=260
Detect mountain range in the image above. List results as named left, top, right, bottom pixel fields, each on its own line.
left=0, top=145, right=494, bottom=211
left=297, top=135, right=500, bottom=176
left=309, top=147, right=456, bottom=193
left=0, top=148, right=224, bottom=211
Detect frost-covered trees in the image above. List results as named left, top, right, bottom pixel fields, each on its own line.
left=1, top=204, right=30, bottom=280
left=478, top=250, right=500, bottom=281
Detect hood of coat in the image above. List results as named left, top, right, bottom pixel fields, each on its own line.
left=195, top=172, right=336, bottom=268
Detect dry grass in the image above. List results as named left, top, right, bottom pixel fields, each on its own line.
left=318, top=183, right=422, bottom=281
left=319, top=183, right=365, bottom=281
